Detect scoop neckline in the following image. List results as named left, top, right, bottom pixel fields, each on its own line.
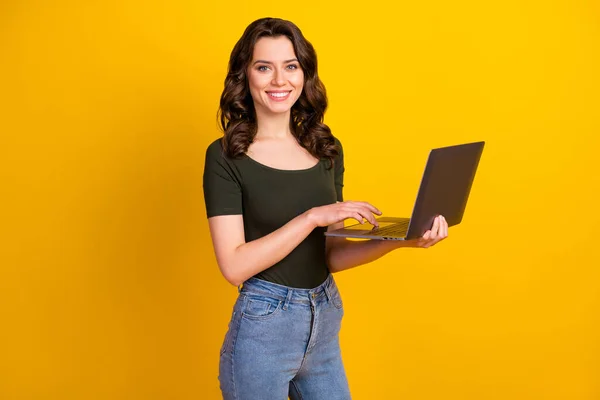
left=244, top=154, right=322, bottom=173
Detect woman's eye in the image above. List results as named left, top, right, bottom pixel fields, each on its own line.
left=257, top=65, right=269, bottom=72
left=287, top=64, right=299, bottom=70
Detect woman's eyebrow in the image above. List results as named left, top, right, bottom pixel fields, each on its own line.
left=252, top=58, right=299, bottom=65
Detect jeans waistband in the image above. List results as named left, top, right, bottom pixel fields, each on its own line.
left=240, top=274, right=337, bottom=308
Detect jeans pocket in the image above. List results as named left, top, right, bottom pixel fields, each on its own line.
left=242, top=296, right=282, bottom=320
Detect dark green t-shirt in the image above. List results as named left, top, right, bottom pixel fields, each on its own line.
left=203, top=137, right=344, bottom=289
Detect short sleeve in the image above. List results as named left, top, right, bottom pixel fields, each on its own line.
left=203, top=139, right=243, bottom=217
left=334, top=137, right=344, bottom=202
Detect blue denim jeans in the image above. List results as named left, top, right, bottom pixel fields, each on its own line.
left=219, top=274, right=351, bottom=399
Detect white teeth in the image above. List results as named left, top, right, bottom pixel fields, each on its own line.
left=268, top=92, right=289, bottom=98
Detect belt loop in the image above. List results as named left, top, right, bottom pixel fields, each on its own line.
left=283, top=288, right=293, bottom=310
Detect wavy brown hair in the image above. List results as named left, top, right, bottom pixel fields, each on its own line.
left=218, top=17, right=338, bottom=165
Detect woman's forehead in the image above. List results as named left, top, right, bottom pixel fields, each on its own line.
left=252, top=36, right=297, bottom=61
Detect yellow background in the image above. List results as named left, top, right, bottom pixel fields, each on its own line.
left=1, top=1, right=599, bottom=399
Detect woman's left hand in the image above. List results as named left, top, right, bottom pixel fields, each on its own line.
left=402, top=215, right=448, bottom=248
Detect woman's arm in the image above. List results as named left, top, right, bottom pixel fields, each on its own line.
left=209, top=213, right=315, bottom=286
left=326, top=215, right=448, bottom=273
left=208, top=201, right=381, bottom=286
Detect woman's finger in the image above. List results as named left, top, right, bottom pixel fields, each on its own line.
left=351, top=212, right=364, bottom=225
left=441, top=216, right=448, bottom=238
left=430, top=216, right=440, bottom=239
left=342, top=204, right=379, bottom=226
left=342, top=201, right=381, bottom=215
left=354, top=201, right=382, bottom=215
left=358, top=209, right=379, bottom=226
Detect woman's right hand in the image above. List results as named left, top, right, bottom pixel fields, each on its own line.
left=305, top=201, right=382, bottom=228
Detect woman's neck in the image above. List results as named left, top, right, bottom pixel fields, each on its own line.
left=254, top=110, right=293, bottom=140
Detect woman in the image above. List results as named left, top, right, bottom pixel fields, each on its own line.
left=203, top=17, right=448, bottom=400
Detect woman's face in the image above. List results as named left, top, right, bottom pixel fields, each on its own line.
left=247, top=36, right=304, bottom=117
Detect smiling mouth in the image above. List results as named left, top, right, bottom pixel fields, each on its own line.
left=266, top=91, right=292, bottom=100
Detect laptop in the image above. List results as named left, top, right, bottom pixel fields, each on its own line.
left=324, top=141, right=485, bottom=241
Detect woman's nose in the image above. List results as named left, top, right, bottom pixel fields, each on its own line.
left=271, top=69, right=286, bottom=86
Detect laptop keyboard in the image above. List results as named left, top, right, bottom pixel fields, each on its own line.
left=369, top=220, right=410, bottom=237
